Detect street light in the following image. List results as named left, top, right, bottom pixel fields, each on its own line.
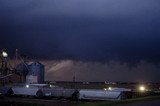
left=139, top=85, right=146, bottom=92
left=103, top=88, right=107, bottom=91
left=26, top=85, right=29, bottom=88
left=108, top=87, right=112, bottom=90
left=2, top=51, right=8, bottom=58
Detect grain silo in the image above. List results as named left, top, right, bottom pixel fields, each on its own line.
left=16, top=62, right=29, bottom=83
left=26, top=61, right=44, bottom=84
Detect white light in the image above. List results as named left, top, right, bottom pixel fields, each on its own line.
left=50, top=85, right=52, bottom=88
left=26, top=85, right=29, bottom=88
left=139, top=85, right=145, bottom=92
left=2, top=51, right=8, bottom=57
left=108, top=87, right=112, bottom=90
left=103, top=88, right=107, bottom=91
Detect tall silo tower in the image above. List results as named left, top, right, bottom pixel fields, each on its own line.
left=26, top=61, right=44, bottom=84
left=16, top=62, right=29, bottom=83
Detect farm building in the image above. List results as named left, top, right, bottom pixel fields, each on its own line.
left=16, top=61, right=45, bottom=84
left=26, top=61, right=44, bottom=84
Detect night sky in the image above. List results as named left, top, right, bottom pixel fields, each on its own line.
left=1, top=0, right=160, bottom=82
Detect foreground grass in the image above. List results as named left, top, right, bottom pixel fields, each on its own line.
left=0, top=96, right=160, bottom=106
left=0, top=102, right=45, bottom=106
left=77, top=96, right=160, bottom=106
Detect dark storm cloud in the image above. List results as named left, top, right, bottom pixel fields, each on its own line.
left=1, top=0, right=160, bottom=62
left=41, top=60, right=160, bottom=82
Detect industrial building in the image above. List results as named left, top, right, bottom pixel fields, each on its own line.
left=0, top=49, right=144, bottom=101
left=16, top=61, right=45, bottom=84
left=0, top=49, right=45, bottom=85
left=26, top=61, right=44, bottom=84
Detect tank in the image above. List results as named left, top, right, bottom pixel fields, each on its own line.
left=12, top=87, right=39, bottom=96
left=11, top=84, right=52, bottom=97
left=78, top=89, right=123, bottom=100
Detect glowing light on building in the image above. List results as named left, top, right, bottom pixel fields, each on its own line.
left=50, top=85, right=53, bottom=88
left=108, top=87, right=112, bottom=90
left=139, top=85, right=146, bottom=92
left=26, top=85, right=29, bottom=88
left=103, top=88, right=107, bottom=91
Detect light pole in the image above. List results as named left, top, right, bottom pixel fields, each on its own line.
left=1, top=50, right=8, bottom=71
left=2, top=51, right=8, bottom=58
left=1, top=49, right=8, bottom=86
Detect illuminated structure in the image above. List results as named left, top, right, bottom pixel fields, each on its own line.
left=0, top=49, right=22, bottom=85
left=0, top=50, right=8, bottom=75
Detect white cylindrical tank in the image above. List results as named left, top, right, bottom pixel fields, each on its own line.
left=78, top=89, right=122, bottom=100
left=12, top=87, right=39, bottom=96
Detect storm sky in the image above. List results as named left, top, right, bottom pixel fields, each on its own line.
left=1, top=0, right=160, bottom=82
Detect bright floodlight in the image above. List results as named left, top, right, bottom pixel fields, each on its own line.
left=26, top=85, right=29, bottom=88
left=108, top=87, right=112, bottom=90
left=139, top=85, right=145, bottom=92
left=2, top=51, right=8, bottom=57
left=50, top=85, right=52, bottom=88
left=103, top=88, right=107, bottom=91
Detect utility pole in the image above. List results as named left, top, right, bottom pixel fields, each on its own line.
left=0, top=49, right=8, bottom=86
left=73, top=69, right=76, bottom=89
left=15, top=49, right=18, bottom=69
left=1, top=50, right=8, bottom=74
